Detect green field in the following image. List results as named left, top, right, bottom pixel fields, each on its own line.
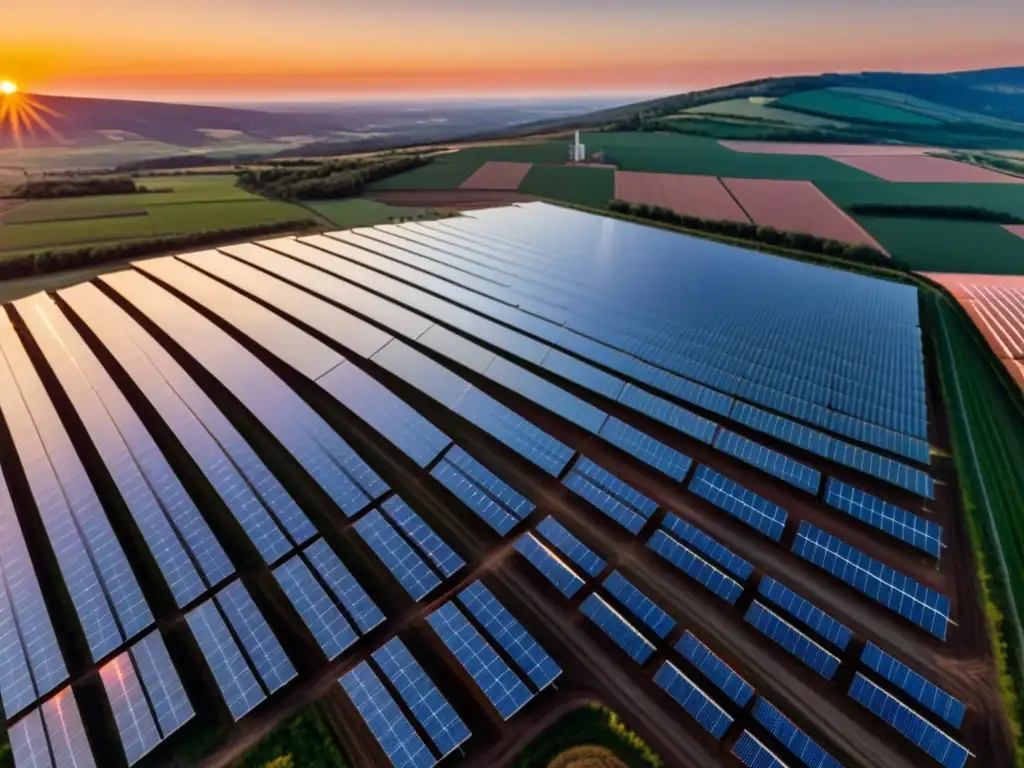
left=684, top=97, right=846, bottom=127
left=518, top=165, right=615, bottom=207
left=775, top=89, right=942, bottom=126
left=817, top=180, right=1024, bottom=218
left=306, top=198, right=436, bottom=228
left=2, top=199, right=146, bottom=224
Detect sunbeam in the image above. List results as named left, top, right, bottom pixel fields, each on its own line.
left=0, top=85, right=64, bottom=148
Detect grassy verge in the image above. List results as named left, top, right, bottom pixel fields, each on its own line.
left=234, top=705, right=347, bottom=768
left=515, top=704, right=661, bottom=768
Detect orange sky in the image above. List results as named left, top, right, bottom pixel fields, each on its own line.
left=5, top=1, right=1023, bottom=100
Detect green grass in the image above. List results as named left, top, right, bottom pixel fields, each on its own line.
left=518, top=165, right=615, bottom=207
left=817, top=180, right=1024, bottom=219
left=367, top=158, right=482, bottom=190
left=235, top=706, right=347, bottom=768
left=684, top=98, right=846, bottom=127
left=2, top=199, right=145, bottom=223
left=134, top=175, right=262, bottom=204
left=514, top=704, right=661, bottom=768
left=306, top=198, right=435, bottom=228
left=775, top=89, right=942, bottom=126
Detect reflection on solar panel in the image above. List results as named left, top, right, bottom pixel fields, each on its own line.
left=792, top=523, right=950, bottom=640
left=580, top=593, right=655, bottom=664
left=60, top=282, right=314, bottom=563
left=215, top=581, right=296, bottom=694
left=714, top=430, right=821, bottom=493
left=129, top=632, right=194, bottom=741
left=372, top=638, right=471, bottom=758
left=382, top=496, right=464, bottom=578
left=431, top=446, right=534, bottom=535
left=752, top=698, right=842, bottom=768
left=759, top=577, right=852, bottom=650
left=599, top=417, right=692, bottom=481
left=304, top=538, right=385, bottom=633
left=563, top=457, right=657, bottom=534
left=662, top=513, right=753, bottom=580
left=825, top=479, right=942, bottom=556
left=355, top=510, right=442, bottom=600
left=688, top=465, right=788, bottom=541
left=849, top=674, right=968, bottom=768
left=514, top=533, right=585, bottom=598
left=535, top=516, right=605, bottom=577
left=745, top=602, right=840, bottom=680
left=273, top=556, right=357, bottom=660
left=10, top=689, right=96, bottom=768
left=0, top=316, right=152, bottom=661
left=861, top=643, right=965, bottom=728
left=732, top=731, right=788, bottom=768
left=617, top=385, right=719, bottom=443
left=601, top=571, right=675, bottom=639
left=653, top=661, right=733, bottom=740
left=647, top=530, right=744, bottom=604
left=458, top=581, right=561, bottom=690
left=828, top=410, right=930, bottom=464
left=340, top=662, right=435, bottom=768
left=675, top=632, right=753, bottom=707
left=427, top=602, right=533, bottom=720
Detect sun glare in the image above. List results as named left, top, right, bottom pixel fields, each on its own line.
left=0, top=82, right=62, bottom=148
left=0, top=81, right=17, bottom=96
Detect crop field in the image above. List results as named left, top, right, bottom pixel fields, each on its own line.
left=816, top=180, right=1024, bottom=219
left=614, top=172, right=750, bottom=223
left=460, top=161, right=533, bottom=190
left=831, top=155, right=1024, bottom=183
left=517, top=164, right=615, bottom=208
left=1, top=199, right=146, bottom=224
left=682, top=98, right=847, bottom=127
left=305, top=198, right=437, bottom=229
left=1006, top=225, right=1024, bottom=241
left=774, top=89, right=943, bottom=126
left=0, top=201, right=1011, bottom=768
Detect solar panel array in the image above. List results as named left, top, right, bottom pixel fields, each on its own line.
left=732, top=731, right=789, bottom=768
left=514, top=533, right=586, bottom=598
left=825, top=479, right=942, bottom=556
left=653, top=661, right=733, bottom=740
left=688, top=465, right=788, bottom=541
left=714, top=430, right=821, bottom=494
left=744, top=602, right=840, bottom=680
left=661, top=513, right=753, bottom=580
left=354, top=509, right=444, bottom=601
left=601, top=571, right=676, bottom=639
left=752, top=698, right=843, bottom=768
left=562, top=457, right=658, bottom=534
left=535, top=516, right=606, bottom=577
left=675, top=632, right=754, bottom=706
left=861, top=643, right=966, bottom=728
left=431, top=445, right=535, bottom=535
left=647, top=530, right=744, bottom=604
left=758, top=577, right=853, bottom=650
left=9, top=689, right=96, bottom=768
left=579, top=593, right=656, bottom=664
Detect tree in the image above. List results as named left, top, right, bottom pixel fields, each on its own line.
left=263, top=757, right=294, bottom=768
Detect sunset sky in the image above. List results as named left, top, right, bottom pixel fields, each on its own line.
left=6, top=0, right=1024, bottom=102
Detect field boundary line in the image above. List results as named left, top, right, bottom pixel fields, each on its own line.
left=716, top=175, right=753, bottom=224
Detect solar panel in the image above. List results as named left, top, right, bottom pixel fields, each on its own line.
left=128, top=632, right=194, bottom=739
left=534, top=516, right=606, bottom=577
left=617, top=385, right=719, bottom=443
left=580, top=593, right=656, bottom=664
left=540, top=348, right=626, bottom=400
left=9, top=689, right=98, bottom=768
left=304, top=538, right=385, bottom=633
left=675, top=632, right=754, bottom=707
left=861, top=643, right=965, bottom=728
left=431, top=446, right=534, bottom=535
left=381, top=496, right=464, bottom=578
left=792, top=523, right=950, bottom=640
left=215, top=581, right=296, bottom=694
left=688, top=465, right=788, bottom=541
left=647, top=530, right=744, bottom=604
left=744, top=602, right=840, bottom=680
left=598, top=417, right=692, bottom=481
left=427, top=602, right=533, bottom=720
left=758, top=577, right=852, bottom=650
left=514, top=533, right=586, bottom=598
left=9, top=707, right=52, bottom=768
left=601, top=571, right=675, bottom=639
left=714, top=430, right=820, bottom=493
left=653, top=661, right=733, bottom=740
left=98, top=648, right=162, bottom=764
left=457, top=581, right=561, bottom=690
left=732, top=731, right=789, bottom=768
left=563, top=457, right=656, bottom=534
left=825, top=479, right=942, bottom=556
left=273, top=556, right=358, bottom=660
left=848, top=674, right=968, bottom=768
left=340, top=661, right=435, bottom=768
left=752, top=698, right=843, bottom=768
left=661, top=513, right=753, bottom=580
left=354, top=510, right=442, bottom=600
left=372, top=638, right=471, bottom=758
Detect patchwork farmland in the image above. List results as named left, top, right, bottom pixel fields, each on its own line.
left=0, top=202, right=1010, bottom=768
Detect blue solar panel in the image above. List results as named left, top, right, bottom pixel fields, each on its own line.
left=758, top=578, right=852, bottom=650
left=273, top=556, right=358, bottom=660
left=825, top=479, right=942, bottom=556
left=714, top=430, right=820, bottom=493
left=535, top=516, right=605, bottom=577
left=792, top=523, right=950, bottom=640
left=598, top=417, right=692, bottom=481
left=427, top=602, right=533, bottom=720
left=98, top=651, right=161, bottom=765
left=354, top=510, right=442, bottom=601
left=372, top=638, right=471, bottom=758
left=381, top=496, right=464, bottom=579
left=688, top=465, right=788, bottom=541
left=617, top=385, right=719, bottom=443
left=848, top=674, right=968, bottom=768
left=861, top=643, right=965, bottom=728
left=304, top=538, right=385, bottom=633
left=458, top=581, right=561, bottom=689
left=540, top=348, right=626, bottom=400
left=563, top=457, right=656, bottom=534
left=215, top=581, right=296, bottom=694
left=653, top=661, right=733, bottom=740
left=752, top=698, right=843, bottom=768
left=580, top=593, right=655, bottom=664
left=675, top=632, right=754, bottom=707
left=129, top=632, right=194, bottom=740
left=514, top=534, right=585, bottom=598
left=828, top=409, right=930, bottom=464
left=436, top=446, right=535, bottom=528
left=340, top=662, right=435, bottom=768
left=744, top=602, right=840, bottom=680
left=11, top=689, right=97, bottom=768
left=647, top=530, right=744, bottom=604
left=601, top=571, right=675, bottom=640
left=732, top=731, right=788, bottom=768
left=661, top=513, right=753, bottom=580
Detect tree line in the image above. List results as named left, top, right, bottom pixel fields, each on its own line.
left=236, top=155, right=430, bottom=200
left=7, top=176, right=144, bottom=199
left=846, top=203, right=1024, bottom=224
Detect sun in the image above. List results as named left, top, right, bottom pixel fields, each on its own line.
left=0, top=81, right=17, bottom=96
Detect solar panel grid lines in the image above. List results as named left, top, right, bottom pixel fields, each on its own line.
left=714, top=429, right=821, bottom=494
left=744, top=602, right=841, bottom=680
left=562, top=466, right=647, bottom=535
left=434, top=446, right=535, bottom=522
left=214, top=580, right=297, bottom=695
left=758, top=577, right=853, bottom=651
left=127, top=631, right=195, bottom=739
left=848, top=674, right=969, bottom=768
left=598, top=417, right=693, bottom=481
left=426, top=601, right=534, bottom=720
left=825, top=479, right=943, bottom=556
left=339, top=661, right=436, bottom=768
left=732, top=731, right=790, bottom=768
left=430, top=460, right=518, bottom=535
left=513, top=533, right=586, bottom=598
left=861, top=642, right=966, bottom=729
left=97, top=645, right=162, bottom=765
left=675, top=632, right=755, bottom=707
left=647, top=529, right=745, bottom=604
left=652, top=661, right=734, bottom=740
left=751, top=698, right=843, bottom=768
left=10, top=689, right=98, bottom=768
left=381, top=496, right=465, bottom=579
left=272, top=555, right=358, bottom=660
left=791, top=522, right=950, bottom=640
left=534, top=516, right=606, bottom=578
left=354, top=510, right=443, bottom=601
left=579, top=593, right=657, bottom=664
left=601, top=571, right=676, bottom=639
left=688, top=464, right=789, bottom=541
left=661, top=512, right=754, bottom=581
left=617, top=384, right=720, bottom=444
left=303, top=537, right=386, bottom=633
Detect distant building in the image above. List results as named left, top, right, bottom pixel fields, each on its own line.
left=568, top=131, right=586, bottom=162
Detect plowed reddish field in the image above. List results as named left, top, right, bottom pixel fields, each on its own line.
left=460, top=161, right=534, bottom=190
left=831, top=155, right=1024, bottom=183
left=1005, top=225, right=1024, bottom=241
left=613, top=172, right=750, bottom=223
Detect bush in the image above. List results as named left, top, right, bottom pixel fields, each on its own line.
left=8, top=176, right=141, bottom=199
left=515, top=704, right=660, bottom=768
left=236, top=707, right=346, bottom=768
